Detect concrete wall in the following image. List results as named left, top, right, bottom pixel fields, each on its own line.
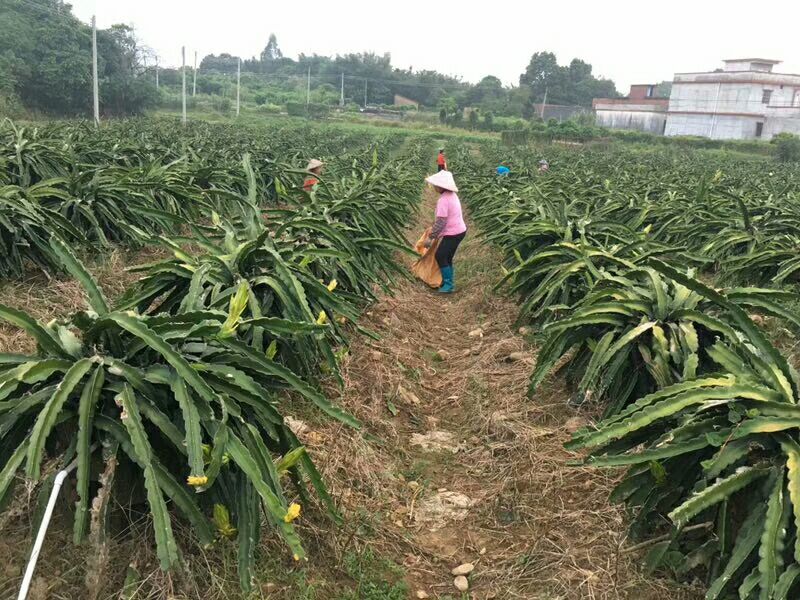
left=765, top=114, right=800, bottom=138
left=665, top=113, right=763, bottom=139
left=596, top=109, right=666, bottom=133
left=723, top=60, right=777, bottom=73
left=532, top=103, right=589, bottom=122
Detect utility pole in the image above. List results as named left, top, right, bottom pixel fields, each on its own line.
left=155, top=56, right=159, bottom=88
left=91, top=15, right=99, bottom=126
left=193, top=50, right=197, bottom=97
left=181, top=46, right=187, bottom=125
left=306, top=65, right=311, bottom=106
left=364, top=78, right=368, bottom=108
left=540, top=87, right=548, bottom=120
left=340, top=72, right=344, bottom=107
left=236, top=58, right=241, bottom=117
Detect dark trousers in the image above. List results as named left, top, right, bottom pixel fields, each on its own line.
left=437, top=164, right=445, bottom=171
left=435, top=231, right=466, bottom=268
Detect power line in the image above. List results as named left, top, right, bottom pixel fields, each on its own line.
left=205, top=70, right=473, bottom=95
left=177, top=68, right=800, bottom=109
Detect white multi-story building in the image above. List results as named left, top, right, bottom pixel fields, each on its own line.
left=665, top=58, right=800, bottom=140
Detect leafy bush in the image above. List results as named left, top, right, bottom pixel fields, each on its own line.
left=286, top=102, right=330, bottom=119
left=256, top=103, right=282, bottom=114
left=213, top=97, right=232, bottom=113
left=254, top=93, right=268, bottom=106
left=773, top=133, right=800, bottom=162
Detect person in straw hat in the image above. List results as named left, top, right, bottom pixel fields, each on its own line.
left=303, top=159, right=324, bottom=191
left=423, top=170, right=467, bottom=293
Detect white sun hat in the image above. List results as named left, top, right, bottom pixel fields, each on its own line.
left=425, top=170, right=458, bottom=192
left=306, top=159, right=324, bottom=171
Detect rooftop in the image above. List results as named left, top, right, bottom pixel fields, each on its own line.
left=723, top=58, right=781, bottom=64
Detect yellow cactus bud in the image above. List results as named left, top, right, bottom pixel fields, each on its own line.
left=187, top=475, right=208, bottom=487
left=327, top=279, right=338, bottom=292
left=316, top=310, right=328, bottom=325
left=284, top=502, right=302, bottom=523
left=213, top=503, right=237, bottom=539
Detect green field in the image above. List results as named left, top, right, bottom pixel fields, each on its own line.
left=2, top=113, right=800, bottom=599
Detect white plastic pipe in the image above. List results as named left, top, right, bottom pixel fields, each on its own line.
left=17, top=469, right=70, bottom=600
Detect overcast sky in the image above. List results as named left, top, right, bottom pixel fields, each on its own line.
left=70, top=0, right=800, bottom=92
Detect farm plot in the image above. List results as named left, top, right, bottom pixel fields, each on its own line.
left=456, top=142, right=800, bottom=599
left=0, top=118, right=430, bottom=597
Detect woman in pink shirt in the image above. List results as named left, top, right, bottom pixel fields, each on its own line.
left=424, top=170, right=467, bottom=293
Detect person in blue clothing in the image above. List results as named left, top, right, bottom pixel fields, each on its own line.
left=496, top=165, right=510, bottom=176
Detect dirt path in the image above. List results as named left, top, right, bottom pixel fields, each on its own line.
left=306, top=186, right=704, bottom=600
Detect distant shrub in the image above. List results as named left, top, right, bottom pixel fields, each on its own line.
left=773, top=132, right=800, bottom=162
left=212, top=97, right=232, bottom=113
left=256, top=103, right=282, bottom=114
left=286, top=102, right=330, bottom=119
left=500, top=119, right=777, bottom=157
left=254, top=93, right=268, bottom=106
left=0, top=93, right=25, bottom=118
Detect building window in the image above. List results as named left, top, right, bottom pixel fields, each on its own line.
left=646, top=85, right=655, bottom=98
left=762, top=90, right=773, bottom=104
left=756, top=122, right=764, bottom=138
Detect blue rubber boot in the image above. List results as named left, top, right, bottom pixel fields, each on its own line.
left=439, top=266, right=454, bottom=293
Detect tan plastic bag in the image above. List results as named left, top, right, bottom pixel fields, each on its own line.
left=411, top=228, right=442, bottom=288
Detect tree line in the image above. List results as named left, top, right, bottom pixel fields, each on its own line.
left=0, top=1, right=621, bottom=119
left=0, top=0, right=157, bottom=117
left=197, top=37, right=621, bottom=118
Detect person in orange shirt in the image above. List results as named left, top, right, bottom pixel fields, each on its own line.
left=303, top=159, right=324, bottom=191
left=436, top=149, right=447, bottom=172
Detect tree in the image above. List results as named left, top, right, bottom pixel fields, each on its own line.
left=97, top=25, right=158, bottom=115
left=437, top=96, right=457, bottom=117
left=520, top=52, right=565, bottom=102
left=260, top=34, right=282, bottom=62
left=519, top=51, right=619, bottom=109
left=568, top=58, right=592, bottom=82
left=654, top=81, right=673, bottom=99
left=483, top=111, right=494, bottom=131
left=439, top=108, right=447, bottom=124
left=0, top=1, right=156, bottom=116
left=467, top=75, right=507, bottom=113
left=199, top=53, right=240, bottom=74
left=773, top=133, right=800, bottom=162
left=468, top=109, right=479, bottom=129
